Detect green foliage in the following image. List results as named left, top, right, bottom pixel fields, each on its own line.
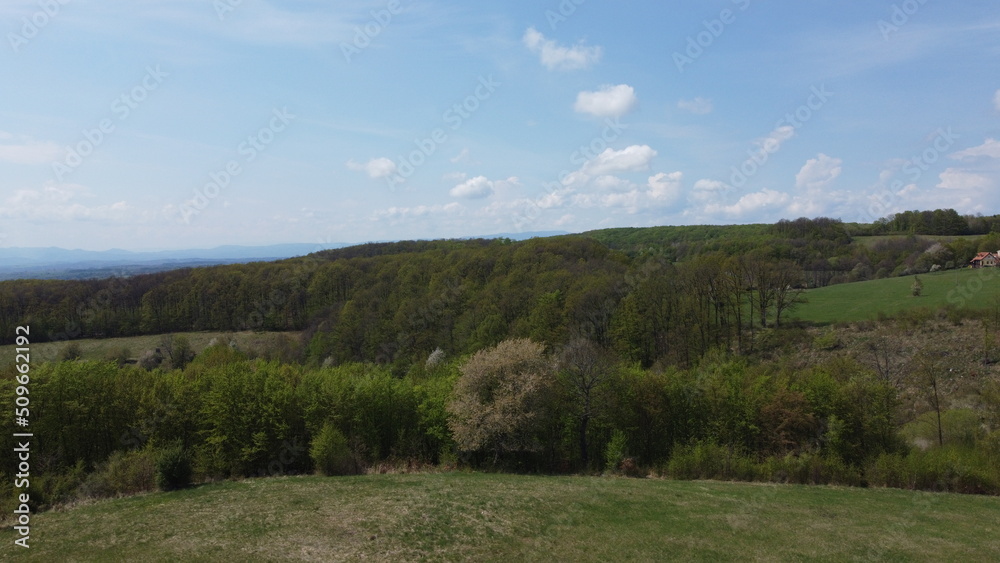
left=155, top=444, right=192, bottom=491
left=196, top=361, right=302, bottom=477
left=902, top=409, right=985, bottom=448
left=310, top=423, right=357, bottom=476
left=867, top=447, right=1000, bottom=494
left=59, top=342, right=82, bottom=362
left=604, top=430, right=628, bottom=473
left=80, top=449, right=157, bottom=498
left=103, top=346, right=132, bottom=367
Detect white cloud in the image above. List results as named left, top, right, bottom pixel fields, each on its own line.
left=449, top=176, right=519, bottom=199
left=795, top=153, right=843, bottom=190
left=450, top=147, right=471, bottom=163
left=937, top=168, right=993, bottom=190
left=450, top=176, right=494, bottom=199
left=1, top=183, right=130, bottom=222
left=573, top=171, right=683, bottom=213
left=995, top=89, right=1000, bottom=112
left=593, top=175, right=633, bottom=191
left=647, top=172, right=683, bottom=202
left=581, top=145, right=656, bottom=177
left=677, top=97, right=713, bottom=115
left=693, top=179, right=728, bottom=192
left=949, top=138, right=1000, bottom=160
left=373, top=202, right=464, bottom=221
left=705, top=189, right=791, bottom=217
left=574, top=84, right=637, bottom=118
left=0, top=134, right=62, bottom=165
left=523, top=27, right=602, bottom=71
left=753, top=125, right=796, bottom=155
left=346, top=157, right=397, bottom=179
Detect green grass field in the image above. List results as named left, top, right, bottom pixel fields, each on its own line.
left=2, top=473, right=998, bottom=561
left=0, top=331, right=300, bottom=365
left=793, top=268, right=1000, bottom=324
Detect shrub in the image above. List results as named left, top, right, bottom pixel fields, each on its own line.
left=310, top=423, right=358, bottom=476
left=138, top=349, right=163, bottom=371
left=103, top=346, right=132, bottom=367
left=867, top=447, right=1000, bottom=494
left=156, top=445, right=193, bottom=491
left=31, top=461, right=87, bottom=510
left=59, top=342, right=83, bottom=362
left=813, top=331, right=841, bottom=351
left=604, top=430, right=628, bottom=474
left=79, top=449, right=157, bottom=499
left=667, top=442, right=731, bottom=480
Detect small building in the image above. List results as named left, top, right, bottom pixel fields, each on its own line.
left=970, top=251, right=1000, bottom=268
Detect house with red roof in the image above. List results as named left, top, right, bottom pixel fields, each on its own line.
left=970, top=252, right=999, bottom=268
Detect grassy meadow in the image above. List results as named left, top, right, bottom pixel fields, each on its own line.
left=3, top=473, right=999, bottom=561
left=794, top=267, right=1000, bottom=324
left=0, top=331, right=300, bottom=365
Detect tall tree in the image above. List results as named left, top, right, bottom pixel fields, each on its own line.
left=558, top=338, right=613, bottom=469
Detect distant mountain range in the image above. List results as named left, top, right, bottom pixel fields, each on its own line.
left=0, top=231, right=568, bottom=280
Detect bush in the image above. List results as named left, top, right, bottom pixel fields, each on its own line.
left=138, top=349, right=163, bottom=370
left=310, top=423, right=359, bottom=476
left=901, top=409, right=985, bottom=449
left=59, top=342, right=83, bottom=362
left=867, top=447, right=1000, bottom=494
left=156, top=445, right=193, bottom=491
left=604, top=430, right=628, bottom=473
left=31, top=461, right=87, bottom=510
left=103, top=346, right=132, bottom=367
left=79, top=449, right=157, bottom=499
left=667, top=442, right=747, bottom=481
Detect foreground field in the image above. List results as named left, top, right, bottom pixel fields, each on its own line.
left=3, top=473, right=998, bottom=561
left=794, top=267, right=1000, bottom=324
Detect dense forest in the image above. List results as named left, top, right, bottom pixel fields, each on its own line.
left=3, top=210, right=1000, bottom=358
left=2, top=210, right=1000, bottom=515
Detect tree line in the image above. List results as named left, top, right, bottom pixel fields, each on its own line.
left=3, top=333, right=998, bottom=514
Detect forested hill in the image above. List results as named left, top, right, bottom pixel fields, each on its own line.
left=4, top=210, right=1000, bottom=367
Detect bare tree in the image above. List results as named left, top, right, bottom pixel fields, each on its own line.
left=558, top=338, right=613, bottom=469
left=912, top=350, right=954, bottom=447
left=772, top=260, right=807, bottom=327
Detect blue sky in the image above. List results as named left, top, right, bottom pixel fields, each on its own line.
left=1, top=0, right=999, bottom=250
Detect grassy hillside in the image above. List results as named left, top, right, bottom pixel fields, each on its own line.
left=794, top=267, right=1000, bottom=324
left=0, top=331, right=299, bottom=364
left=3, top=473, right=998, bottom=561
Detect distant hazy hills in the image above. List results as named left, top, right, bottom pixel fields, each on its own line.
left=0, top=231, right=567, bottom=280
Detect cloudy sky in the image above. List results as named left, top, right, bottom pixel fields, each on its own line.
left=1, top=0, right=999, bottom=250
